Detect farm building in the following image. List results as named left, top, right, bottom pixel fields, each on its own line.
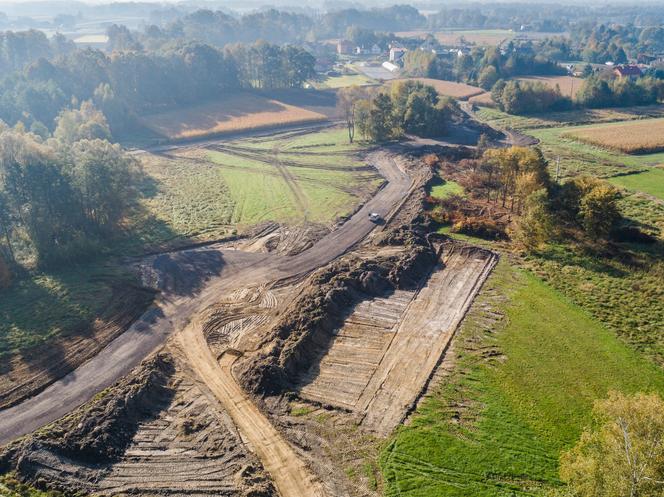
left=390, top=47, right=408, bottom=62
left=337, top=40, right=354, bottom=55
left=613, top=64, right=642, bottom=80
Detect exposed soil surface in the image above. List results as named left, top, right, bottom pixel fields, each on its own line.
left=1, top=119, right=500, bottom=496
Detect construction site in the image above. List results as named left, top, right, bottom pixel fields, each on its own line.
left=0, top=122, right=499, bottom=497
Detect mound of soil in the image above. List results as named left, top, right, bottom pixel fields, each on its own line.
left=237, top=228, right=436, bottom=397
left=0, top=354, right=175, bottom=494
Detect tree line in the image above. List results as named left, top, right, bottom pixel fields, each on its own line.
left=0, top=105, right=140, bottom=274
left=0, top=40, right=315, bottom=137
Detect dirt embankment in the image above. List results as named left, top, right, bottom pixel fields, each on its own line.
left=0, top=354, right=174, bottom=493
left=0, top=285, right=156, bottom=410
left=1, top=350, right=277, bottom=497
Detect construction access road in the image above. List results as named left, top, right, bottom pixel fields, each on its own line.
left=0, top=149, right=412, bottom=447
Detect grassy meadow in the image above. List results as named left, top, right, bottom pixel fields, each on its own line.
left=609, top=167, right=664, bottom=200
left=381, top=260, right=664, bottom=496
left=139, top=128, right=381, bottom=234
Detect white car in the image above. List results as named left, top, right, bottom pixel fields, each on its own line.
left=368, top=212, right=382, bottom=223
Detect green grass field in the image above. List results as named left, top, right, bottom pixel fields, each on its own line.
left=312, top=72, right=375, bottom=89
left=137, top=127, right=381, bottom=241
left=381, top=261, right=664, bottom=497
left=609, top=167, right=664, bottom=200
left=428, top=178, right=464, bottom=199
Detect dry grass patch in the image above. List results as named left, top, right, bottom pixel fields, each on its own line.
left=141, top=92, right=327, bottom=140
left=562, top=118, right=664, bottom=154
left=468, top=91, right=496, bottom=107
left=517, top=75, right=581, bottom=98
left=404, top=78, right=485, bottom=100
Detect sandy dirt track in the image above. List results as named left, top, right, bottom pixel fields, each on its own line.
left=180, top=327, right=326, bottom=497
left=0, top=148, right=411, bottom=447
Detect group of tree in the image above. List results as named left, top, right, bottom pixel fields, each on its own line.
left=0, top=104, right=141, bottom=271
left=571, top=23, right=664, bottom=64
left=430, top=146, right=625, bottom=248
left=491, top=80, right=572, bottom=114
left=0, top=29, right=75, bottom=73
left=339, top=81, right=458, bottom=143
left=403, top=43, right=566, bottom=90
left=576, top=75, right=664, bottom=108
left=0, top=40, right=315, bottom=137
left=139, top=5, right=424, bottom=48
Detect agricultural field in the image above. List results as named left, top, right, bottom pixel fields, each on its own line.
left=405, top=77, right=485, bottom=100
left=474, top=107, right=664, bottom=178
left=140, top=91, right=328, bottom=141
left=516, top=75, right=581, bottom=98
left=475, top=104, right=664, bottom=131
left=137, top=127, right=382, bottom=240
left=609, top=167, right=664, bottom=200
left=562, top=118, right=664, bottom=154
left=312, top=71, right=376, bottom=89
left=381, top=260, right=664, bottom=497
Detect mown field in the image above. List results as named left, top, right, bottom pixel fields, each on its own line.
left=562, top=118, right=664, bottom=154
left=406, top=77, right=485, bottom=100
left=137, top=127, right=382, bottom=240
left=140, top=91, right=328, bottom=141
left=381, top=259, right=664, bottom=496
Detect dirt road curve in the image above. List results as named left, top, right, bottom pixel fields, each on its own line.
left=180, top=326, right=326, bottom=497
left=0, top=149, right=411, bottom=447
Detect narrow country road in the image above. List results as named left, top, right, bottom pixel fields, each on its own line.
left=0, top=149, right=412, bottom=446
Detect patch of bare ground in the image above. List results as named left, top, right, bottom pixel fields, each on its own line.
left=0, top=350, right=276, bottom=497
left=0, top=285, right=155, bottom=410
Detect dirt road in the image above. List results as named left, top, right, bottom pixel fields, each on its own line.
left=180, top=326, right=326, bottom=497
left=0, top=149, right=411, bottom=447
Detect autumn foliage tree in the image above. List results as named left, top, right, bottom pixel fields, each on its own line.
left=560, top=391, right=664, bottom=497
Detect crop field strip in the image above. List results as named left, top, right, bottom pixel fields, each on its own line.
left=141, top=92, right=328, bottom=140
left=562, top=117, right=664, bottom=154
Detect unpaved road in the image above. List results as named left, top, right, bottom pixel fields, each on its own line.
left=180, top=326, right=326, bottom=497
left=0, top=149, right=411, bottom=447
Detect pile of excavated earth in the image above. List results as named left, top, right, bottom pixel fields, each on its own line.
left=0, top=141, right=498, bottom=497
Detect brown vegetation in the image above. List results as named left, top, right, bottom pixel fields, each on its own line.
left=141, top=92, right=328, bottom=140
left=403, top=78, right=485, bottom=100
left=563, top=118, right=664, bottom=154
